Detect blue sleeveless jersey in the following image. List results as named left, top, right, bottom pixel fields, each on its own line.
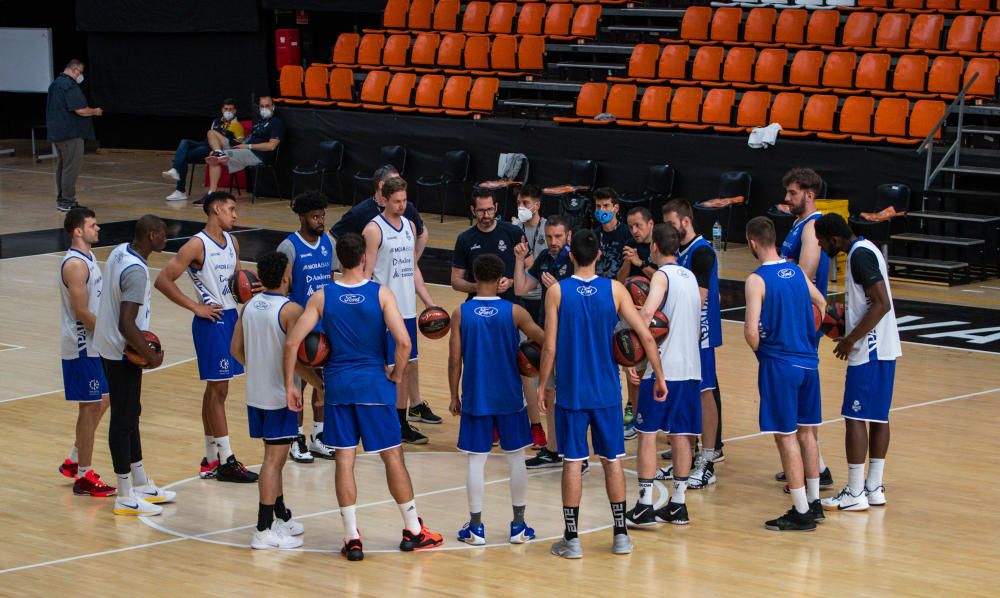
left=781, top=212, right=829, bottom=297
left=754, top=262, right=819, bottom=369
left=321, top=281, right=394, bottom=406
left=556, top=276, right=621, bottom=410
left=460, top=298, right=523, bottom=415
left=287, top=232, right=333, bottom=307
left=677, top=236, right=722, bottom=349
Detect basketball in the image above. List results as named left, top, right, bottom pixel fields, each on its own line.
left=613, top=328, right=645, bottom=366
left=649, top=310, right=670, bottom=345
left=517, top=341, right=542, bottom=377
left=418, top=306, right=451, bottom=339
left=229, top=269, right=259, bottom=304
left=624, top=276, right=650, bottom=307
left=125, top=330, right=162, bottom=368
left=821, top=301, right=847, bottom=339
left=297, top=331, right=331, bottom=367
left=813, top=304, right=823, bottom=332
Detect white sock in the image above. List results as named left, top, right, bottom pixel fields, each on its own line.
left=866, top=458, right=885, bottom=490
left=790, top=486, right=809, bottom=514
left=847, top=463, right=865, bottom=494
left=79, top=465, right=92, bottom=477
left=204, top=436, right=216, bottom=462
left=297, top=425, right=304, bottom=436
left=817, top=446, right=827, bottom=473
left=507, top=450, right=528, bottom=508
left=806, top=477, right=820, bottom=502
left=672, top=478, right=688, bottom=505
left=69, top=446, right=79, bottom=462
left=638, top=479, right=654, bottom=506
left=312, top=421, right=324, bottom=439
left=399, top=499, right=421, bottom=534
left=130, top=461, right=148, bottom=486
left=340, top=505, right=360, bottom=541
left=701, top=448, right=716, bottom=462
left=216, top=436, right=234, bottom=461
left=467, top=453, right=488, bottom=515
left=117, top=473, right=132, bottom=497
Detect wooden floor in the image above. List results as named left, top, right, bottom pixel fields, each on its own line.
left=1, top=150, right=999, bottom=595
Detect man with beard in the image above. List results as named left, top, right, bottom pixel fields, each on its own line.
left=452, top=190, right=525, bottom=302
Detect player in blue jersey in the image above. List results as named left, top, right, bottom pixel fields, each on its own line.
left=277, top=191, right=336, bottom=462
left=449, top=254, right=545, bottom=546
left=744, top=217, right=827, bottom=532
left=284, top=233, right=443, bottom=560
left=540, top=230, right=667, bottom=559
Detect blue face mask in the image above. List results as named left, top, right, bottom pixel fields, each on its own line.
left=595, top=209, right=615, bottom=224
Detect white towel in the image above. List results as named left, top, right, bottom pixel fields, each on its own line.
left=748, top=123, right=783, bottom=149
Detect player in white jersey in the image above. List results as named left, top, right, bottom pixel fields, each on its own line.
left=626, top=224, right=702, bottom=527
left=58, top=208, right=116, bottom=497
left=231, top=251, right=322, bottom=549
left=93, top=215, right=174, bottom=516
left=815, top=214, right=902, bottom=512
left=362, top=177, right=439, bottom=446
left=156, top=192, right=258, bottom=483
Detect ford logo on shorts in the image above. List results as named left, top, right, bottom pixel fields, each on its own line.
left=339, top=294, right=365, bottom=304
left=474, top=306, right=499, bottom=317
left=577, top=285, right=598, bottom=297
left=777, top=268, right=796, bottom=279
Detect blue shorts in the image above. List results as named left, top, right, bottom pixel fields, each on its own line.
left=635, top=378, right=702, bottom=436
left=386, top=317, right=419, bottom=365
left=699, top=347, right=717, bottom=392
left=61, top=356, right=108, bottom=402
left=842, top=359, right=896, bottom=423
left=555, top=404, right=625, bottom=462
left=458, top=408, right=532, bottom=454
left=325, top=403, right=401, bottom=453
left=758, top=359, right=822, bottom=435
left=192, top=308, right=244, bottom=381
left=247, top=405, right=298, bottom=442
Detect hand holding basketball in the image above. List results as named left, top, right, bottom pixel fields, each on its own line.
left=125, top=330, right=163, bottom=369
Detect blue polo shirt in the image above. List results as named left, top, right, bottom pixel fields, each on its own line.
left=46, top=74, right=94, bottom=142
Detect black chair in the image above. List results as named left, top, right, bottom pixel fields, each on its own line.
left=694, top=170, right=751, bottom=251
left=620, top=164, right=675, bottom=217
left=541, top=159, right=599, bottom=219
left=291, top=140, right=345, bottom=205
left=850, top=183, right=910, bottom=249
left=352, top=145, right=406, bottom=204
left=416, top=150, right=470, bottom=223
left=249, top=145, right=282, bottom=203
left=473, top=153, right=530, bottom=223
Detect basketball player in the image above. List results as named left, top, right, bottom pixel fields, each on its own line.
left=231, top=251, right=319, bottom=549
left=285, top=233, right=443, bottom=560
left=155, top=191, right=258, bottom=483
left=540, top=230, right=667, bottom=558
left=743, top=217, right=826, bottom=531
left=815, top=213, right=901, bottom=512
left=58, top=208, right=115, bottom=497
left=94, top=215, right=175, bottom=516
left=661, top=199, right=724, bottom=487
left=450, top=254, right=545, bottom=545
left=775, top=168, right=835, bottom=492
left=627, top=224, right=702, bottom=527
left=362, top=177, right=436, bottom=445
left=277, top=191, right=335, bottom=462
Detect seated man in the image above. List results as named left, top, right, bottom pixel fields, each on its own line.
left=198, top=95, right=285, bottom=205
left=162, top=98, right=244, bottom=202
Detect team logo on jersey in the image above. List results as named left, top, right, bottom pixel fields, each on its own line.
left=777, top=268, right=796, bottom=279
left=498, top=240, right=507, bottom=252
left=576, top=285, right=598, bottom=297
left=474, top=306, right=499, bottom=317
left=851, top=400, right=862, bottom=413
left=320, top=245, right=328, bottom=256
left=219, top=358, right=230, bottom=372
left=89, top=378, right=101, bottom=392
left=253, top=299, right=269, bottom=310
left=339, top=293, right=365, bottom=305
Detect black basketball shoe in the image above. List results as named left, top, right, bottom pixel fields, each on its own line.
left=341, top=537, right=364, bottom=561
left=764, top=508, right=817, bottom=532
left=216, top=455, right=259, bottom=483
left=625, top=503, right=658, bottom=528
left=654, top=502, right=690, bottom=525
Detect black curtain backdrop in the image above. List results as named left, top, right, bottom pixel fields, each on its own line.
left=262, top=0, right=383, bottom=12
left=76, top=0, right=259, bottom=32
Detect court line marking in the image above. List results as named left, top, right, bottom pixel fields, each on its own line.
left=0, top=166, right=169, bottom=186
left=0, top=342, right=26, bottom=352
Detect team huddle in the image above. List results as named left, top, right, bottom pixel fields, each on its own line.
left=56, top=166, right=901, bottom=559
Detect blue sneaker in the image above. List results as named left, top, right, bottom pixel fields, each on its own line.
left=509, top=521, right=536, bottom=544
left=457, top=521, right=486, bottom=546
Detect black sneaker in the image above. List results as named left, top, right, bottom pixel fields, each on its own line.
left=399, top=518, right=444, bottom=551
left=215, top=455, right=259, bottom=483
left=625, top=503, right=658, bottom=528
left=341, top=537, right=364, bottom=561
left=764, top=508, right=817, bottom=532
left=192, top=193, right=211, bottom=206
left=782, top=468, right=836, bottom=493
left=56, top=200, right=78, bottom=212
left=407, top=401, right=442, bottom=424
left=654, top=501, right=689, bottom=525
left=525, top=447, right=562, bottom=469
left=810, top=500, right=825, bottom=523
left=401, top=423, right=429, bottom=445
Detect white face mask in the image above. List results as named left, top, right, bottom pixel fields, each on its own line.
left=75, top=74, right=84, bottom=84
left=259, top=107, right=273, bottom=119
left=222, top=111, right=235, bottom=121
left=517, top=207, right=533, bottom=223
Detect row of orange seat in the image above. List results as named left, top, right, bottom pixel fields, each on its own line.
left=370, top=0, right=603, bottom=40
left=671, top=7, right=1000, bottom=55
left=276, top=66, right=501, bottom=116
left=322, top=32, right=544, bottom=76
left=610, top=43, right=998, bottom=97
left=555, top=82, right=945, bottom=144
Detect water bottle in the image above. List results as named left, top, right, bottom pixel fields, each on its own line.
left=712, top=220, right=723, bottom=252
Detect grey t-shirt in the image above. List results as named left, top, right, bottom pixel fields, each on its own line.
left=518, top=217, right=547, bottom=301
left=120, top=265, right=147, bottom=304
left=277, top=238, right=296, bottom=264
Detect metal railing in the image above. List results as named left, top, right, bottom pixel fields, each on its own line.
left=916, top=72, right=980, bottom=194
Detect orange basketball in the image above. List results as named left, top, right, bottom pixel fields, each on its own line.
left=229, top=269, right=259, bottom=304
left=613, top=328, right=645, bottom=366
left=125, top=330, right=162, bottom=368
left=297, top=331, right=331, bottom=367
left=517, top=341, right=542, bottom=377
left=649, top=310, right=670, bottom=345
left=624, top=276, right=650, bottom=307
left=418, top=306, right=451, bottom=339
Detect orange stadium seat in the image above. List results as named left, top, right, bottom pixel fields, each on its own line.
left=965, top=57, right=1000, bottom=96
left=932, top=15, right=983, bottom=55
left=410, top=32, right=441, bottom=72
left=980, top=17, right=1000, bottom=54
left=449, top=77, right=499, bottom=116
left=583, top=84, right=637, bottom=125
left=518, top=36, right=546, bottom=72
left=383, top=34, right=413, bottom=70
left=687, top=46, right=725, bottom=86
left=554, top=82, right=608, bottom=123
left=433, top=0, right=461, bottom=31
left=303, top=66, right=330, bottom=105
left=694, top=88, right=737, bottom=131
left=708, top=8, right=742, bottom=44
left=908, top=14, right=944, bottom=52
left=658, top=44, right=690, bottom=81
left=855, top=52, right=892, bottom=92
left=741, top=8, right=777, bottom=46
left=356, top=34, right=386, bottom=69
left=462, top=1, right=491, bottom=34
left=430, top=75, right=472, bottom=113
left=790, top=94, right=839, bottom=137
left=517, top=3, right=547, bottom=35
left=893, top=99, right=945, bottom=145
left=724, top=47, right=758, bottom=88
left=609, top=44, right=659, bottom=82
left=927, top=55, right=964, bottom=97
left=619, top=86, right=672, bottom=127
left=488, top=35, right=521, bottom=75
left=679, top=7, right=712, bottom=43
left=819, top=51, right=861, bottom=94
left=799, top=10, right=840, bottom=49
left=396, top=73, right=446, bottom=112
left=487, top=2, right=518, bottom=35
left=358, top=70, right=393, bottom=108
left=381, top=0, right=409, bottom=31
left=786, top=50, right=824, bottom=90
left=839, top=12, right=878, bottom=50
left=829, top=96, right=876, bottom=141
left=383, top=72, right=418, bottom=109
left=406, top=0, right=433, bottom=31
left=332, top=33, right=360, bottom=66
left=733, top=90, right=772, bottom=131
left=770, top=9, right=808, bottom=47
left=870, top=98, right=910, bottom=140
left=670, top=86, right=704, bottom=128
left=553, top=4, right=601, bottom=40
left=276, top=65, right=305, bottom=104
left=440, top=33, right=471, bottom=72
left=879, top=54, right=930, bottom=96
left=873, top=13, right=912, bottom=51
left=543, top=4, right=574, bottom=37
left=328, top=68, right=357, bottom=106
left=770, top=92, right=806, bottom=133
left=754, top=48, right=789, bottom=87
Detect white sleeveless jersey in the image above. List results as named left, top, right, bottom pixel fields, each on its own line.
left=187, top=231, right=238, bottom=310
left=644, top=264, right=702, bottom=382
left=371, top=214, right=417, bottom=318
left=845, top=239, right=902, bottom=366
left=94, top=243, right=152, bottom=360
left=242, top=293, right=294, bottom=409
left=59, top=248, right=103, bottom=359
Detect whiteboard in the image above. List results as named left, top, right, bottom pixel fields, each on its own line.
left=0, top=28, right=54, bottom=93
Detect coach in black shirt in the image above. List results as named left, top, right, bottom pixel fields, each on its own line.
left=46, top=59, right=102, bottom=212
left=618, top=206, right=657, bottom=281
left=513, top=215, right=574, bottom=326
left=592, top=188, right=630, bottom=279
left=452, top=189, right=525, bottom=301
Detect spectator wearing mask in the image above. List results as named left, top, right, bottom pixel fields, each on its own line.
left=162, top=99, right=245, bottom=201
left=46, top=59, right=102, bottom=212
left=592, top=188, right=630, bottom=279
